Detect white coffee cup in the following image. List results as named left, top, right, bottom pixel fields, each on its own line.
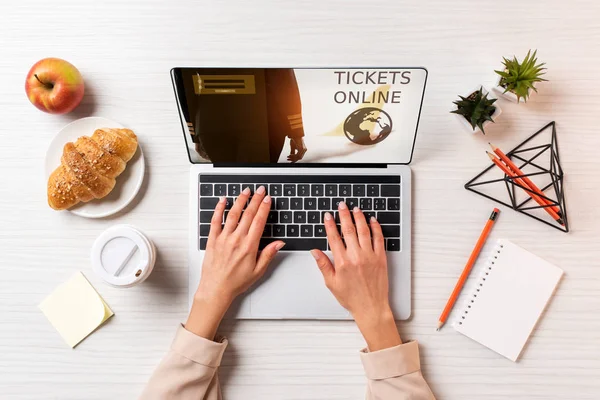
left=91, top=225, right=156, bottom=287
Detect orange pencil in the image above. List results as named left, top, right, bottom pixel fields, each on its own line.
left=437, top=208, right=500, bottom=330
left=487, top=152, right=564, bottom=225
left=489, top=143, right=561, bottom=216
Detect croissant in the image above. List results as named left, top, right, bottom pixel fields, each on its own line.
left=48, top=128, right=138, bottom=210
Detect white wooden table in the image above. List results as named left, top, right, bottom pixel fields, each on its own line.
left=1, top=1, right=599, bottom=398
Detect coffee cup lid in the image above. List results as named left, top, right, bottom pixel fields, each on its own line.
left=91, top=225, right=152, bottom=287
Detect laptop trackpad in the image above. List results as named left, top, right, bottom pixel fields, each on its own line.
left=250, top=252, right=348, bottom=319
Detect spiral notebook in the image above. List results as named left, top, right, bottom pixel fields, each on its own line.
left=453, top=239, right=563, bottom=361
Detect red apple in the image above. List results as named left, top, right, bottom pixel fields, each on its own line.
left=25, top=58, right=85, bottom=114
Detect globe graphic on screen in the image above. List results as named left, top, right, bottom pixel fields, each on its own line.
left=343, top=107, right=393, bottom=145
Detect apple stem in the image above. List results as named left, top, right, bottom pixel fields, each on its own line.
left=34, top=74, right=54, bottom=89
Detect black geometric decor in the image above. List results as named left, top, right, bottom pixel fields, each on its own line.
left=465, top=121, right=568, bottom=232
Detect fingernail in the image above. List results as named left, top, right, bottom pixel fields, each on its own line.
left=256, top=185, right=265, bottom=195
left=310, top=249, right=320, bottom=260
left=219, top=196, right=226, bottom=203
left=353, top=206, right=360, bottom=213
left=263, top=195, right=272, bottom=203
left=276, top=241, right=286, bottom=250
left=242, top=187, right=251, bottom=195
left=370, top=216, right=377, bottom=222
left=338, top=201, right=347, bottom=210
left=324, top=212, right=332, bottom=221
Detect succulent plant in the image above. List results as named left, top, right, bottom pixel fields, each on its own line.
left=495, top=49, right=547, bottom=103
left=451, top=87, right=497, bottom=134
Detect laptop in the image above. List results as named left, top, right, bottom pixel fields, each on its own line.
left=171, top=67, right=427, bottom=320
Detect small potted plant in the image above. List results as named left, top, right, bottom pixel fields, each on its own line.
left=451, top=86, right=501, bottom=135
left=493, top=49, right=547, bottom=103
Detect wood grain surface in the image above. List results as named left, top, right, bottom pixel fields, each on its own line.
left=1, top=0, right=599, bottom=398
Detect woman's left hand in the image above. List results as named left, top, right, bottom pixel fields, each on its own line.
left=186, top=186, right=285, bottom=339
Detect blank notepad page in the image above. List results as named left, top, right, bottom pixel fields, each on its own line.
left=453, top=239, right=563, bottom=361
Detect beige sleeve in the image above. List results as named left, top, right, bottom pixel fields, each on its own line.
left=139, top=325, right=227, bottom=400
left=360, top=341, right=436, bottom=400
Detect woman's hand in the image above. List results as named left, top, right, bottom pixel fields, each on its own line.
left=310, top=202, right=402, bottom=351
left=186, top=186, right=285, bottom=340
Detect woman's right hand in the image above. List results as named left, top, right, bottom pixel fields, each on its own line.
left=310, top=201, right=402, bottom=351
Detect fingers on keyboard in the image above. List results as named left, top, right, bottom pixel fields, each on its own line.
left=199, top=178, right=401, bottom=252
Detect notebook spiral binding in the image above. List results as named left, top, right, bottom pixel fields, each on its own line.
left=456, top=242, right=505, bottom=326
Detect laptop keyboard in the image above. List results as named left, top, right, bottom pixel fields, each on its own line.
left=198, top=175, right=401, bottom=252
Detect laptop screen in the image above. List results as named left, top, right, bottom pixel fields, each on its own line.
left=171, top=67, right=427, bottom=165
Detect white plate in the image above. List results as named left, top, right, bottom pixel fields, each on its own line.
left=45, top=117, right=145, bottom=218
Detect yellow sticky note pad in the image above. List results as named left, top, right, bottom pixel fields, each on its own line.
left=39, top=272, right=114, bottom=348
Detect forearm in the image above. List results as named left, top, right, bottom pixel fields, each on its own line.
left=143, top=287, right=232, bottom=400
left=354, top=307, right=402, bottom=351
left=185, top=294, right=231, bottom=340
left=139, top=325, right=227, bottom=400
left=361, top=341, right=436, bottom=400
left=355, top=308, right=435, bottom=398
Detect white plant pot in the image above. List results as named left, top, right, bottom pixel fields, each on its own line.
left=492, top=76, right=536, bottom=103
left=452, top=86, right=502, bottom=135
